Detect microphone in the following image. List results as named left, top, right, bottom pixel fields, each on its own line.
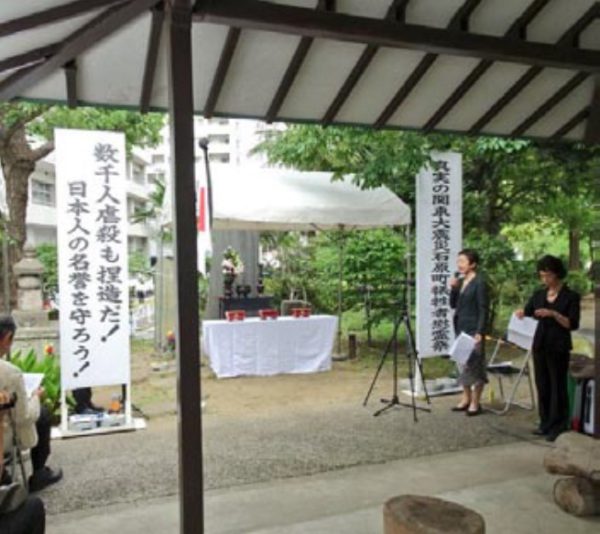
left=454, top=271, right=464, bottom=281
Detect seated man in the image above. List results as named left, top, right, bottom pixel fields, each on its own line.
left=0, top=389, right=46, bottom=534
left=0, top=315, right=62, bottom=492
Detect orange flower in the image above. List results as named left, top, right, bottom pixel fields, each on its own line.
left=44, top=344, right=54, bottom=356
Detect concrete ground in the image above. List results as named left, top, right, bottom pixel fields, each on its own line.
left=47, top=439, right=600, bottom=534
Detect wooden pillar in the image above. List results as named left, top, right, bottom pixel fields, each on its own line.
left=593, top=179, right=600, bottom=439
left=166, top=1, right=204, bottom=532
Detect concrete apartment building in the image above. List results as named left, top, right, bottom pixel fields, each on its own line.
left=145, top=116, right=280, bottom=186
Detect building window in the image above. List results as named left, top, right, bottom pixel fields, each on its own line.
left=31, top=180, right=55, bottom=206
left=208, top=134, right=230, bottom=145
left=128, top=236, right=148, bottom=253
left=209, top=118, right=229, bottom=126
left=132, top=163, right=145, bottom=185
left=128, top=198, right=147, bottom=218
left=209, top=153, right=230, bottom=164
left=151, top=154, right=165, bottom=164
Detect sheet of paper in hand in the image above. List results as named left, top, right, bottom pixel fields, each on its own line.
left=449, top=332, right=476, bottom=364
left=507, top=313, right=538, bottom=350
left=23, top=373, right=44, bottom=398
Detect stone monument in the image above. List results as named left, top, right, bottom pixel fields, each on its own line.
left=11, top=243, right=59, bottom=358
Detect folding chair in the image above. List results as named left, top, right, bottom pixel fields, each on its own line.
left=486, top=335, right=536, bottom=415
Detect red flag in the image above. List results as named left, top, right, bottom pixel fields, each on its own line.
left=198, top=186, right=206, bottom=232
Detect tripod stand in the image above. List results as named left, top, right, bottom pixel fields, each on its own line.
left=363, top=289, right=431, bottom=422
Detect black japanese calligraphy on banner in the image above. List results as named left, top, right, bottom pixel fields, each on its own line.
left=55, top=129, right=130, bottom=390
left=416, top=153, right=462, bottom=357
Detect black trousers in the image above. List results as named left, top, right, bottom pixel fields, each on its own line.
left=533, top=348, right=570, bottom=434
left=72, top=387, right=93, bottom=413
left=31, top=406, right=51, bottom=473
left=0, top=495, right=46, bottom=534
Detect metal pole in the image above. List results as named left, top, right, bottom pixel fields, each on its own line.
left=198, top=138, right=213, bottom=229
left=166, top=1, right=204, bottom=531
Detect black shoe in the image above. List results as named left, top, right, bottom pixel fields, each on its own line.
left=545, top=428, right=567, bottom=443
left=466, top=406, right=483, bottom=417
left=532, top=428, right=547, bottom=436
left=451, top=404, right=469, bottom=412
left=29, top=466, right=63, bottom=492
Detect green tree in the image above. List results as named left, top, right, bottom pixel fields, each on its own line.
left=255, top=125, right=581, bottom=235
left=35, top=243, right=58, bottom=295
left=0, top=103, right=164, bottom=302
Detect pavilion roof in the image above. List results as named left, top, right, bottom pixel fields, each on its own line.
left=1, top=0, right=599, bottom=142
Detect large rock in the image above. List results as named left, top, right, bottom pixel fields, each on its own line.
left=553, top=477, right=600, bottom=516
left=383, top=495, right=485, bottom=534
left=544, top=432, right=600, bottom=482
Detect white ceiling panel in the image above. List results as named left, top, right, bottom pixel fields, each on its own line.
left=436, top=62, right=531, bottom=132
left=279, top=39, right=366, bottom=120
left=336, top=48, right=427, bottom=125
left=526, top=78, right=594, bottom=138
left=485, top=68, right=579, bottom=134
left=388, top=55, right=482, bottom=128
left=213, top=30, right=302, bottom=117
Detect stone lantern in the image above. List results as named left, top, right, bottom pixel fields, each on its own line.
left=11, top=243, right=59, bottom=358
left=12, top=243, right=48, bottom=327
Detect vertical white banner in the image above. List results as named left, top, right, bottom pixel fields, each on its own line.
left=56, top=129, right=130, bottom=389
left=416, top=152, right=462, bottom=358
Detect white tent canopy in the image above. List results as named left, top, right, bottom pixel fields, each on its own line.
left=211, top=169, right=411, bottom=231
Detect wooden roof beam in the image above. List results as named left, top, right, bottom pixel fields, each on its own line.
left=511, top=72, right=589, bottom=137
left=0, top=0, right=128, bottom=39
left=264, top=0, right=335, bottom=124
left=194, top=0, right=600, bottom=72
left=469, top=4, right=599, bottom=135
left=552, top=107, right=590, bottom=140
left=140, top=3, right=165, bottom=113
left=64, top=60, right=78, bottom=108
left=203, top=27, right=241, bottom=118
left=422, top=0, right=551, bottom=133
left=585, top=76, right=600, bottom=144
left=374, top=0, right=482, bottom=129
left=0, top=44, right=59, bottom=75
left=321, top=0, right=409, bottom=126
left=0, top=0, right=160, bottom=102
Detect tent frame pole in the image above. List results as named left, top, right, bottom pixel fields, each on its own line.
left=337, top=224, right=345, bottom=356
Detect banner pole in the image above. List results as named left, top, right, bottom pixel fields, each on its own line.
left=60, top=388, right=68, bottom=433
left=407, top=225, right=423, bottom=397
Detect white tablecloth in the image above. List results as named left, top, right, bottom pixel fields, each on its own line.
left=202, top=315, right=338, bottom=378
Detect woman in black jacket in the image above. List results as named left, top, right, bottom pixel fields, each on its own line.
left=516, top=255, right=580, bottom=442
left=449, top=249, right=489, bottom=416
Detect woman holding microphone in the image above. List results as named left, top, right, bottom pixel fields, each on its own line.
left=516, top=255, right=580, bottom=442
left=449, top=249, right=489, bottom=416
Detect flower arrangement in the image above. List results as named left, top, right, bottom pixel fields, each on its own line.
left=166, top=330, right=176, bottom=352
left=222, top=247, right=244, bottom=276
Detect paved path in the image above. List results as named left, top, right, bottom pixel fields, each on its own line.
left=41, top=397, right=538, bottom=516
left=47, top=440, right=600, bottom=534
